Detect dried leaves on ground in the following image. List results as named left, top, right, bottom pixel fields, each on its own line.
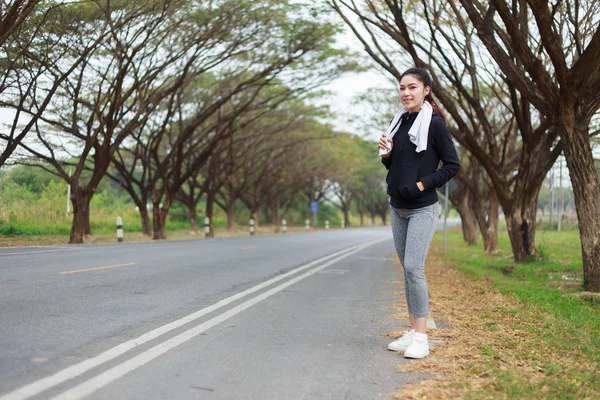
left=391, top=250, right=599, bottom=400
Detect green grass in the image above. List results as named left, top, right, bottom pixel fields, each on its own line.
left=434, top=228, right=600, bottom=398
left=0, top=217, right=191, bottom=236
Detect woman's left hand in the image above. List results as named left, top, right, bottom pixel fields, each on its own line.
left=416, top=181, right=425, bottom=192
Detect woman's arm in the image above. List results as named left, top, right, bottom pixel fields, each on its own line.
left=381, top=156, right=392, bottom=170
left=419, top=118, right=460, bottom=190
left=378, top=132, right=393, bottom=170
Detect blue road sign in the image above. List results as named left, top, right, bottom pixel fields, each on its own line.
left=310, top=201, right=319, bottom=213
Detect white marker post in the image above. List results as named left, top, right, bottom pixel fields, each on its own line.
left=341, top=220, right=345, bottom=229
left=305, top=219, right=310, bottom=232
left=204, top=217, right=210, bottom=238
left=116, top=216, right=123, bottom=243
left=249, top=219, right=255, bottom=236
left=282, top=219, right=287, bottom=233
left=325, top=220, right=330, bottom=230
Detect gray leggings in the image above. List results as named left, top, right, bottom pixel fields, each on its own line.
left=390, top=203, right=439, bottom=318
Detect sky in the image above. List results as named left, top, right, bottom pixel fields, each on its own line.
left=319, top=68, right=392, bottom=139
left=316, top=26, right=396, bottom=141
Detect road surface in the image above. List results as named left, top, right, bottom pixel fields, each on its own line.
left=0, top=220, right=459, bottom=400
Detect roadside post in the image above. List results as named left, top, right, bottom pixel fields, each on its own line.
left=116, top=216, right=123, bottom=243
left=443, top=182, right=449, bottom=252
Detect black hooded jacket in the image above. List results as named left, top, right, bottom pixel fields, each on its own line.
left=381, top=112, right=460, bottom=209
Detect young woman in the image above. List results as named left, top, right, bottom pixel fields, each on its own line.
left=378, top=68, right=459, bottom=359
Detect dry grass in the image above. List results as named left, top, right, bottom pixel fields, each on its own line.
left=390, top=249, right=599, bottom=400
left=571, top=292, right=600, bottom=303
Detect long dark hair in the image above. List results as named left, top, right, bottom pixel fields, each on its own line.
left=400, top=68, right=448, bottom=124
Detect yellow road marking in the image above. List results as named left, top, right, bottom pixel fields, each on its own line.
left=59, top=263, right=136, bottom=275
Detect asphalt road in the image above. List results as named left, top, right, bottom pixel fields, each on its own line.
left=0, top=220, right=459, bottom=400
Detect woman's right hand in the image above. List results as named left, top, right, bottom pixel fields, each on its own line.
left=378, top=133, right=393, bottom=158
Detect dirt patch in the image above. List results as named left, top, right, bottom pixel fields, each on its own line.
left=390, top=249, right=598, bottom=399
left=571, top=292, right=600, bottom=303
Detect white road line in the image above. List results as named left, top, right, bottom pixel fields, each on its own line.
left=59, top=263, right=137, bottom=275
left=51, top=238, right=389, bottom=400
left=0, top=249, right=80, bottom=257
left=0, top=245, right=74, bottom=250
left=0, top=239, right=387, bottom=400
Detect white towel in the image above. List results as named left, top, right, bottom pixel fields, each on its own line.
left=378, top=101, right=433, bottom=155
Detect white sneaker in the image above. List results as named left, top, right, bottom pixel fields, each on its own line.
left=403, top=332, right=429, bottom=359
left=387, top=329, right=415, bottom=352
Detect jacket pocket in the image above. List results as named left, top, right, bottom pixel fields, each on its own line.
left=396, top=165, right=424, bottom=199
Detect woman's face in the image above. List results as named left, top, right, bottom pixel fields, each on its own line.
left=399, top=74, right=430, bottom=113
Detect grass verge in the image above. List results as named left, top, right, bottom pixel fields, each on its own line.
left=392, top=228, right=600, bottom=400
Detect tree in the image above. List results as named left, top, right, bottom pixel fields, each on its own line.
left=449, top=152, right=480, bottom=245
left=329, top=0, right=560, bottom=262
left=0, top=0, right=41, bottom=47
left=175, top=166, right=205, bottom=235
left=459, top=0, right=600, bottom=290
left=223, top=106, right=325, bottom=230
left=0, top=2, right=109, bottom=168
left=10, top=1, right=212, bottom=243
left=354, top=165, right=389, bottom=225
left=325, top=134, right=374, bottom=227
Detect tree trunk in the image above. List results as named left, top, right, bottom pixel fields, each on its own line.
left=117, top=183, right=152, bottom=236
left=139, top=207, right=152, bottom=236
left=503, top=207, right=528, bottom=262
left=359, top=211, right=364, bottom=226
left=461, top=209, right=480, bottom=245
left=69, top=186, right=93, bottom=244
left=451, top=187, right=479, bottom=245
left=502, top=188, right=539, bottom=262
left=152, top=204, right=168, bottom=240
left=343, top=209, right=350, bottom=227
left=188, top=204, right=199, bottom=234
left=177, top=190, right=200, bottom=234
left=206, top=191, right=215, bottom=238
left=379, top=211, right=387, bottom=225
left=271, top=199, right=281, bottom=233
left=226, top=202, right=235, bottom=231
left=492, top=133, right=556, bottom=262
left=482, top=191, right=499, bottom=253
left=152, top=195, right=172, bottom=240
left=251, top=210, right=259, bottom=230
left=561, top=120, right=600, bottom=291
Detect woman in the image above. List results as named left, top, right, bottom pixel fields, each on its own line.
left=378, top=68, right=459, bottom=359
